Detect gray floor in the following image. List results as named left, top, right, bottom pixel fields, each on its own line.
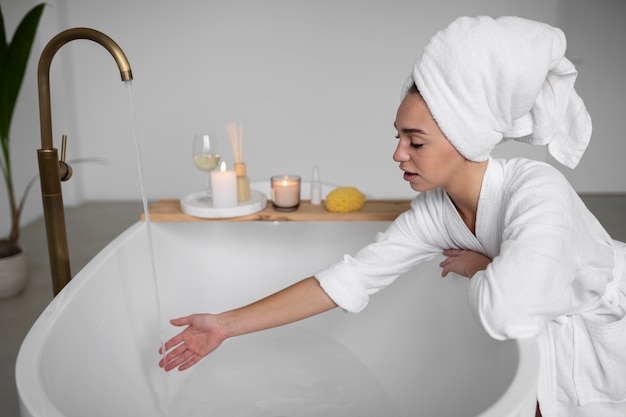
left=1, top=196, right=626, bottom=417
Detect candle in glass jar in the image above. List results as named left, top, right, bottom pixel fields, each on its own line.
left=271, top=175, right=301, bottom=211
left=210, top=161, right=237, bottom=208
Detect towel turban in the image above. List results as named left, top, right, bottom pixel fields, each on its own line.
left=403, top=16, right=592, bottom=169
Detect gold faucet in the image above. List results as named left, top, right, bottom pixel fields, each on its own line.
left=37, top=28, right=133, bottom=296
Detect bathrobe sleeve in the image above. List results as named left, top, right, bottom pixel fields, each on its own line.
left=315, top=193, right=449, bottom=313
left=469, top=162, right=613, bottom=340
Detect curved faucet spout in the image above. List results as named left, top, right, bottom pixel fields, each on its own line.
left=38, top=27, right=133, bottom=150
left=37, top=28, right=134, bottom=295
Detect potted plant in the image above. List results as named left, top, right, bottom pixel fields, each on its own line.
left=0, top=3, right=45, bottom=297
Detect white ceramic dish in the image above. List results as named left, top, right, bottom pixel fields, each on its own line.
left=180, top=190, right=267, bottom=218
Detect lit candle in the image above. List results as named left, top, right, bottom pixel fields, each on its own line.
left=271, top=175, right=301, bottom=211
left=210, top=161, right=237, bottom=208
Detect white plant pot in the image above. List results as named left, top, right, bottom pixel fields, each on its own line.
left=0, top=250, right=27, bottom=298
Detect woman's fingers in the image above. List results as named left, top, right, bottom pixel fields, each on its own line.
left=162, top=349, right=194, bottom=371
left=159, top=340, right=194, bottom=369
left=170, top=315, right=194, bottom=327
left=159, top=332, right=185, bottom=355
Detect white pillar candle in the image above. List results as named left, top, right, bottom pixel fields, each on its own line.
left=210, top=161, right=237, bottom=208
left=271, top=175, right=301, bottom=211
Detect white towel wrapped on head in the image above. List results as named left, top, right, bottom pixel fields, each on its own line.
left=404, top=16, right=592, bottom=169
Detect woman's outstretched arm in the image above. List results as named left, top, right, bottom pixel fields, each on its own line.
left=159, top=276, right=337, bottom=371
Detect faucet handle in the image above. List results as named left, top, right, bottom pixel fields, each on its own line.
left=58, top=134, right=73, bottom=182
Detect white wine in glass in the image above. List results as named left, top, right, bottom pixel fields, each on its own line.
left=192, top=133, right=220, bottom=201
left=193, top=154, right=221, bottom=172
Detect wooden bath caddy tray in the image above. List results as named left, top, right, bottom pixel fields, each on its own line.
left=145, top=199, right=412, bottom=222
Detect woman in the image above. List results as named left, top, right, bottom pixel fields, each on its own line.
left=160, top=16, right=626, bottom=417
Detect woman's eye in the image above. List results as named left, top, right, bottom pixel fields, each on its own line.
left=394, top=134, right=422, bottom=148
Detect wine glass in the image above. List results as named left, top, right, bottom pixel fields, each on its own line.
left=192, top=132, right=221, bottom=202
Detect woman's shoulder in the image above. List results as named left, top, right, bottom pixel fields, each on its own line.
left=493, top=158, right=577, bottom=215
left=497, top=156, right=560, bottom=173
left=496, top=157, right=570, bottom=190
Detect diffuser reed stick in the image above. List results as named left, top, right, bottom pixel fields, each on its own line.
left=226, top=123, right=242, bottom=163
left=226, top=123, right=250, bottom=202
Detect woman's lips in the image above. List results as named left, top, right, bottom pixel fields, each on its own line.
left=403, top=171, right=418, bottom=181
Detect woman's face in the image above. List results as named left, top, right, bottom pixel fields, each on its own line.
left=393, top=92, right=467, bottom=193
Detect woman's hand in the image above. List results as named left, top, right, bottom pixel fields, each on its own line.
left=158, top=277, right=337, bottom=372
left=440, top=249, right=491, bottom=278
left=158, top=314, right=226, bottom=372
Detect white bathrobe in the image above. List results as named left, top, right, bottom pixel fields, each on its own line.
left=315, top=158, right=626, bottom=417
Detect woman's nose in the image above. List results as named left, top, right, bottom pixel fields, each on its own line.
left=393, top=140, right=409, bottom=162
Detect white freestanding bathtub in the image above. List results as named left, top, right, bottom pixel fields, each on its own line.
left=16, top=220, right=539, bottom=417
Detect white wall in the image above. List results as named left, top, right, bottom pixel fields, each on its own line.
left=551, top=0, right=626, bottom=192
left=1, top=0, right=624, bottom=240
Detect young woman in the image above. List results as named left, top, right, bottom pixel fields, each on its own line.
left=160, top=16, right=626, bottom=417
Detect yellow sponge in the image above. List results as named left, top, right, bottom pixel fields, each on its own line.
left=324, top=187, right=366, bottom=213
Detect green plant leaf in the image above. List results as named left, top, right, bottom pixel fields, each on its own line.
left=0, top=3, right=45, bottom=244
left=0, top=3, right=45, bottom=140
left=0, top=5, right=9, bottom=142
left=0, top=6, right=7, bottom=69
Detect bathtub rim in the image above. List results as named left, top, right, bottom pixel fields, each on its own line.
left=15, top=220, right=539, bottom=417
left=478, top=336, right=540, bottom=417
left=15, top=221, right=146, bottom=417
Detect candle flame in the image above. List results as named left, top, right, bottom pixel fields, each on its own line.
left=219, top=161, right=227, bottom=172
left=282, top=179, right=288, bottom=186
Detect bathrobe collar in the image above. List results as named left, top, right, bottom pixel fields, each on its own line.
left=443, top=158, right=503, bottom=258
left=475, top=158, right=505, bottom=258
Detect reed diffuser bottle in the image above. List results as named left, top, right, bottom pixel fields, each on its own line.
left=234, top=162, right=250, bottom=202
left=227, top=123, right=251, bottom=202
